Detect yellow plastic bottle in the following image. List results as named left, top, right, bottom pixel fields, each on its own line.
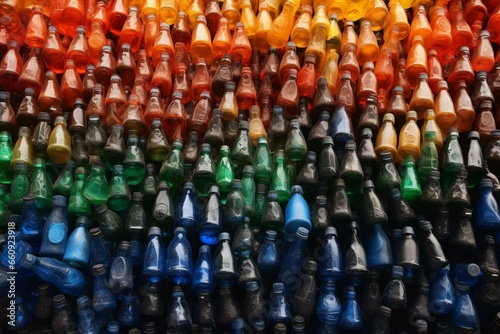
left=186, top=0, right=204, bottom=31
left=142, top=0, right=160, bottom=22
left=305, top=25, right=328, bottom=74
left=47, top=116, right=72, bottom=164
left=365, top=0, right=388, bottom=31
left=421, top=109, right=443, bottom=152
left=375, top=113, right=398, bottom=161
left=291, top=5, right=313, bottom=48
left=311, top=5, right=329, bottom=35
left=254, top=2, right=273, bottom=54
left=248, top=105, right=267, bottom=145
left=357, top=20, right=379, bottom=66
left=397, top=110, right=421, bottom=163
left=240, top=0, right=256, bottom=40
left=326, top=13, right=342, bottom=53
left=434, top=80, right=457, bottom=136
left=321, top=49, right=340, bottom=96
left=178, top=0, right=192, bottom=12
left=327, top=0, right=347, bottom=20
left=267, top=0, right=297, bottom=49
left=11, top=126, right=34, bottom=170
left=190, top=15, right=213, bottom=65
left=221, top=0, right=241, bottom=30
left=385, top=0, right=410, bottom=41
left=159, top=0, right=179, bottom=25
left=266, top=0, right=281, bottom=19
left=345, top=0, right=366, bottom=22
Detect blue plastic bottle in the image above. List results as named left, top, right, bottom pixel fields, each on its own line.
left=39, top=195, right=69, bottom=260
left=130, top=239, right=144, bottom=268
left=338, top=286, right=363, bottom=332
left=284, top=185, right=311, bottom=234
left=452, top=263, right=482, bottom=287
left=316, top=280, right=342, bottom=327
left=474, top=178, right=500, bottom=232
left=175, top=182, right=200, bottom=234
left=429, top=266, right=456, bottom=315
left=166, top=227, right=193, bottom=285
left=19, top=196, right=42, bottom=253
left=88, top=227, right=112, bottom=272
left=277, top=227, right=309, bottom=296
left=344, top=221, right=368, bottom=287
left=319, top=227, right=343, bottom=282
left=20, top=253, right=88, bottom=296
left=63, top=216, right=91, bottom=267
left=214, top=232, right=238, bottom=281
left=117, top=293, right=140, bottom=330
left=92, top=264, right=117, bottom=313
left=267, top=282, right=292, bottom=330
left=108, top=241, right=134, bottom=293
left=192, top=245, right=216, bottom=294
left=77, top=295, right=99, bottom=334
left=166, top=286, right=193, bottom=332
left=365, top=224, right=393, bottom=270
left=1, top=225, right=31, bottom=270
left=452, top=283, right=479, bottom=331
left=142, top=226, right=166, bottom=283
left=257, top=230, right=281, bottom=277
left=199, top=185, right=223, bottom=245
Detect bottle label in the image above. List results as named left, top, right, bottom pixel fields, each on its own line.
left=48, top=225, right=67, bottom=244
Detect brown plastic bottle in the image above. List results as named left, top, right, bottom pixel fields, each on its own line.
left=60, top=59, right=84, bottom=111
left=212, top=55, right=233, bottom=102
left=375, top=113, right=398, bottom=162
left=474, top=100, right=496, bottom=145
left=69, top=98, right=87, bottom=134
left=335, top=72, right=355, bottom=116
left=212, top=17, right=232, bottom=60
left=190, top=91, right=212, bottom=133
left=471, top=30, right=495, bottom=73
left=82, top=65, right=96, bottom=102
left=172, top=11, right=191, bottom=49
left=387, top=86, right=408, bottom=128
left=144, top=87, right=165, bottom=129
left=136, top=49, right=154, bottom=90
left=0, top=92, right=18, bottom=134
left=260, top=48, right=280, bottom=89
left=87, top=83, right=106, bottom=123
left=393, top=58, right=411, bottom=99
left=277, top=68, right=300, bottom=120
left=259, top=95, right=272, bottom=128
left=279, top=42, right=301, bottom=87
left=67, top=26, right=91, bottom=74
left=356, top=62, right=377, bottom=108
left=116, top=44, right=136, bottom=89
left=173, top=63, right=191, bottom=105
left=164, top=91, right=187, bottom=142
left=191, top=58, right=212, bottom=101
left=123, top=94, right=147, bottom=137
left=38, top=71, right=62, bottom=113
left=107, top=0, right=127, bottom=36
left=94, top=45, right=117, bottom=90
left=151, top=53, right=173, bottom=101
left=338, top=44, right=360, bottom=82
left=236, top=67, right=257, bottom=110
left=17, top=88, right=41, bottom=129
left=0, top=41, right=22, bottom=93
left=453, top=80, right=475, bottom=134
left=105, top=74, right=128, bottom=116
left=231, top=22, right=252, bottom=66
left=358, top=95, right=380, bottom=136
left=409, top=73, right=434, bottom=120
left=447, top=46, right=475, bottom=88
left=131, top=76, right=148, bottom=110
left=427, top=49, right=444, bottom=94
left=18, top=48, right=45, bottom=95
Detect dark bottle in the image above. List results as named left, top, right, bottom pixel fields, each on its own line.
left=268, top=282, right=293, bottom=330
left=408, top=280, right=433, bottom=325
left=140, top=283, right=163, bottom=318
left=92, top=264, right=116, bottom=313
left=53, top=160, right=74, bottom=197
left=338, top=286, right=363, bottom=332
left=123, top=134, right=146, bottom=186
left=51, top=294, right=77, bottom=334
left=307, top=110, right=330, bottom=152
left=319, top=227, right=342, bottom=282
left=285, top=119, right=307, bottom=162
left=466, top=131, right=484, bottom=188
left=193, top=292, right=214, bottom=329
left=363, top=180, right=388, bottom=226
left=268, top=106, right=287, bottom=151
left=365, top=223, right=393, bottom=270
left=450, top=208, right=477, bottom=252
left=108, top=164, right=131, bottom=211
left=478, top=235, right=499, bottom=274
left=193, top=143, right=216, bottom=197
left=319, top=136, right=338, bottom=181
left=261, top=191, right=284, bottom=231
left=32, top=112, right=51, bottom=157
left=290, top=260, right=317, bottom=323
left=388, top=189, right=417, bottom=228
left=277, top=227, right=309, bottom=295
left=444, top=168, right=470, bottom=209
left=175, top=182, right=200, bottom=234
left=117, top=293, right=140, bottom=330
left=397, top=226, right=419, bottom=272
left=232, top=217, right=254, bottom=257
left=311, top=195, right=329, bottom=237
left=102, top=125, right=126, bottom=169
left=329, top=96, right=354, bottom=145
left=85, top=115, right=108, bottom=155
left=429, top=266, right=455, bottom=315
left=360, top=271, right=382, bottom=323
left=376, top=151, right=400, bottom=196
left=214, top=232, right=238, bottom=281
left=339, top=140, right=364, bottom=195
left=88, top=227, right=111, bottom=271
left=215, top=281, right=241, bottom=328
left=232, top=120, right=253, bottom=170
left=358, top=128, right=378, bottom=168
left=420, top=171, right=443, bottom=213
left=329, top=178, right=352, bottom=225
left=345, top=221, right=368, bottom=286
left=108, top=241, right=134, bottom=293
left=382, top=265, right=407, bottom=309
left=94, top=203, right=124, bottom=242
left=204, top=109, right=225, bottom=153
left=257, top=230, right=281, bottom=278
left=126, top=192, right=148, bottom=241
left=419, top=220, right=448, bottom=271
left=358, top=95, right=379, bottom=135
left=199, top=185, right=223, bottom=245
left=159, top=139, right=184, bottom=193
left=152, top=181, right=174, bottom=238
left=368, top=306, right=392, bottom=334
left=296, top=151, right=319, bottom=198
left=147, top=118, right=170, bottom=162
left=77, top=297, right=99, bottom=334
left=34, top=283, right=53, bottom=326
left=244, top=281, right=266, bottom=329
left=225, top=179, right=246, bottom=232
left=237, top=249, right=261, bottom=286
left=452, top=283, right=479, bottom=331
left=184, top=131, right=200, bottom=165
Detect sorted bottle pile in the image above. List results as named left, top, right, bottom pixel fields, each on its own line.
left=1, top=0, right=500, bottom=332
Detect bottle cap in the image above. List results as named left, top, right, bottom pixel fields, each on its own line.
left=466, top=263, right=481, bottom=278
left=340, top=72, right=351, bottom=81
left=76, top=216, right=90, bottom=227
left=132, top=192, right=143, bottom=201
left=491, top=130, right=500, bottom=137
left=183, top=182, right=196, bottom=192
left=89, top=227, right=101, bottom=236
left=174, top=227, right=186, bottom=235
left=110, top=74, right=121, bottom=82
left=273, top=105, right=283, bottom=115
left=480, top=100, right=493, bottom=110
left=113, top=164, right=124, bottom=173
left=428, top=170, right=440, bottom=179
left=212, top=109, right=222, bottom=117
left=361, top=128, right=373, bottom=139
left=23, top=195, right=35, bottom=203
left=363, top=62, right=374, bottom=71
left=267, top=191, right=279, bottom=201
left=304, top=53, right=316, bottom=64
left=306, top=151, right=317, bottom=161
left=257, top=184, right=267, bottom=193
left=483, top=235, right=495, bottom=245
left=383, top=113, right=395, bottom=123
left=53, top=294, right=66, bottom=307
left=118, top=241, right=131, bottom=250
left=208, top=185, right=219, bottom=195
left=172, top=91, right=182, bottom=99
left=459, top=46, right=470, bottom=53
left=245, top=281, right=259, bottom=292
left=48, top=25, right=58, bottom=32
left=415, top=319, right=428, bottom=331
left=392, top=265, right=404, bottom=278
left=321, top=136, right=334, bottom=146
left=21, top=253, right=36, bottom=269
left=324, top=226, right=338, bottom=237
left=199, top=245, right=211, bottom=255
left=51, top=195, right=67, bottom=208
left=480, top=29, right=490, bottom=38
left=379, top=151, right=393, bottom=162
left=148, top=226, right=162, bottom=237
left=238, top=120, right=249, bottom=130
left=225, top=81, right=236, bottom=90
left=418, top=73, right=428, bottom=81
left=419, top=220, right=433, bottom=232
left=200, top=143, right=211, bottom=152
left=406, top=110, right=417, bottom=120
left=218, top=232, right=231, bottom=241
left=37, top=112, right=50, bottom=122
left=480, top=178, right=494, bottom=189
left=316, top=195, right=327, bottom=205
left=467, top=131, right=480, bottom=140
left=427, top=49, right=437, bottom=57
left=378, top=306, right=392, bottom=317
left=290, top=119, right=300, bottom=128
left=363, top=180, right=375, bottom=189
left=76, top=26, right=86, bottom=34
left=273, top=282, right=285, bottom=293
left=92, top=264, right=106, bottom=275
left=291, top=185, right=303, bottom=195
left=334, top=178, right=345, bottom=187
left=296, top=227, right=309, bottom=239
left=476, top=70, right=488, bottom=79
left=436, top=80, right=448, bottom=90
left=402, top=226, right=414, bottom=235
left=303, top=260, right=317, bottom=272
left=345, top=140, right=356, bottom=149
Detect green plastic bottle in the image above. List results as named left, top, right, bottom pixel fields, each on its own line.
left=285, top=119, right=308, bottom=162
left=147, top=118, right=170, bottom=162
left=232, top=121, right=253, bottom=172
left=53, top=160, right=75, bottom=197
left=82, top=159, right=109, bottom=206
left=441, top=128, right=464, bottom=194
left=418, top=131, right=439, bottom=184
left=253, top=137, right=273, bottom=184
left=102, top=125, right=126, bottom=170
left=400, top=155, right=422, bottom=206
left=107, top=164, right=131, bottom=212
left=270, top=150, right=291, bottom=203
left=123, top=134, right=146, bottom=186
left=0, top=131, right=13, bottom=184
left=216, top=145, right=234, bottom=195
left=142, top=163, right=158, bottom=220
left=68, top=167, right=92, bottom=218
left=193, top=143, right=216, bottom=197
left=339, top=140, right=364, bottom=196
left=126, top=192, right=148, bottom=241
left=241, top=165, right=256, bottom=218
left=254, top=183, right=267, bottom=225
left=10, top=163, right=30, bottom=213
left=30, top=157, right=54, bottom=210
left=225, top=179, right=246, bottom=232
left=376, top=151, right=401, bottom=196
left=159, top=139, right=184, bottom=194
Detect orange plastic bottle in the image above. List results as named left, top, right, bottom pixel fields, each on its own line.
left=427, top=49, right=444, bottom=94
left=474, top=100, right=495, bottom=144
left=144, top=87, right=165, bottom=128
left=409, top=73, right=434, bottom=120
left=144, top=14, right=159, bottom=58
left=387, top=86, right=408, bottom=127
left=116, top=44, right=137, bottom=89
left=90, top=1, right=109, bottom=33
left=393, top=58, right=411, bottom=99
left=365, top=0, right=388, bottom=32
left=0, top=15, right=25, bottom=48
left=451, top=12, right=474, bottom=52
left=151, top=53, right=173, bottom=100
left=340, top=21, right=358, bottom=56
left=447, top=46, right=475, bottom=88
left=471, top=30, right=495, bottom=73
left=235, top=67, right=257, bottom=110
left=172, top=11, right=191, bottom=49
left=142, top=0, right=160, bottom=22
left=159, top=0, right=178, bottom=25
left=94, top=45, right=117, bottom=90
left=356, top=62, right=378, bottom=108
left=131, top=76, right=148, bottom=109
left=42, top=26, right=67, bottom=74
left=204, top=0, right=222, bottom=37
left=190, top=91, right=211, bottom=133
left=421, top=110, right=443, bottom=152
left=385, top=0, right=410, bottom=41
left=191, top=58, right=211, bottom=100
left=397, top=110, right=421, bottom=163
left=173, top=63, right=191, bottom=104
left=321, top=49, right=339, bottom=96
left=164, top=91, right=187, bottom=141
left=105, top=74, right=128, bottom=120
left=87, top=83, right=106, bottom=122
left=487, top=2, right=500, bottom=43
left=88, top=21, right=107, bottom=65
left=248, top=105, right=267, bottom=145
left=464, top=0, right=488, bottom=26
left=178, top=0, right=191, bottom=12
left=221, top=0, right=240, bottom=30
left=338, top=44, right=360, bottom=82
left=0, top=41, right=22, bottom=93
left=266, top=0, right=280, bottom=19
left=268, top=0, right=296, bottom=49
left=66, top=26, right=91, bottom=74
left=18, top=49, right=45, bottom=96
left=408, top=5, right=432, bottom=48
left=230, top=23, right=252, bottom=66
left=277, top=69, right=300, bottom=119
left=38, top=71, right=62, bottom=112
left=453, top=80, right=475, bottom=134
left=136, top=49, right=154, bottom=89
left=279, top=42, right=301, bottom=87
left=375, top=113, right=398, bottom=161
left=240, top=0, right=256, bottom=41
left=434, top=80, right=457, bottom=135
left=297, top=54, right=316, bottom=98
left=254, top=2, right=273, bottom=54
left=25, top=6, right=48, bottom=49
left=374, top=48, right=394, bottom=97
left=118, top=7, right=143, bottom=53
left=405, top=35, right=428, bottom=88
left=152, top=23, right=175, bottom=67
left=357, top=20, right=379, bottom=66
left=219, top=82, right=238, bottom=121
left=60, top=59, right=84, bottom=110
left=290, top=5, right=312, bottom=48
left=190, top=15, right=213, bottom=65
left=61, top=0, right=85, bottom=37
left=122, top=94, right=147, bottom=136
left=212, top=17, right=232, bottom=60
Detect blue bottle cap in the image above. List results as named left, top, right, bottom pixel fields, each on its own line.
left=265, top=230, right=277, bottom=240
left=245, top=281, right=259, bottom=291
left=272, top=282, right=284, bottom=293
left=21, top=253, right=35, bottom=268
left=107, top=322, right=119, bottom=332
left=199, top=245, right=211, bottom=255
left=148, top=227, right=162, bottom=237
left=267, top=191, right=279, bottom=201
left=174, top=227, right=186, bottom=234
left=231, top=318, right=246, bottom=330
left=253, top=319, right=265, bottom=331
left=479, top=178, right=493, bottom=188
left=291, top=185, right=303, bottom=195
left=218, top=232, right=231, bottom=242
left=51, top=195, right=67, bottom=208
left=118, top=241, right=131, bottom=250
left=296, top=227, right=309, bottom=240
left=231, top=179, right=242, bottom=189
left=401, top=226, right=414, bottom=236
left=324, top=226, right=337, bottom=237
left=391, top=265, right=404, bottom=278
left=75, top=216, right=90, bottom=228
left=184, top=182, right=196, bottom=192
left=171, top=286, right=184, bottom=297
